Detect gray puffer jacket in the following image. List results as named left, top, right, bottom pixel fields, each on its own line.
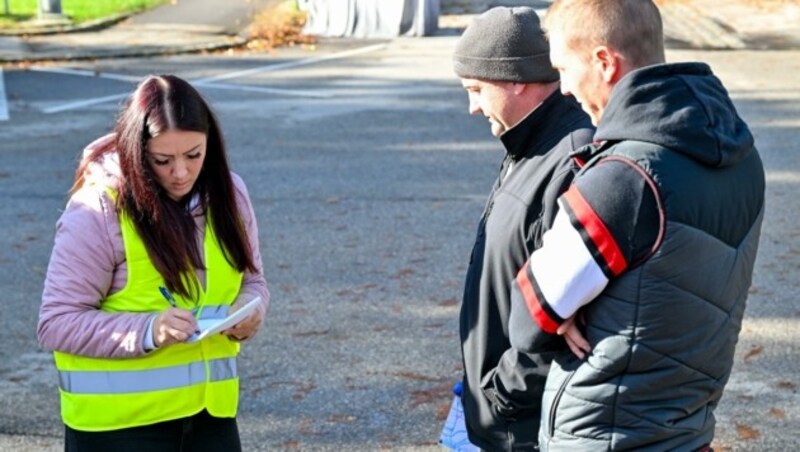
left=538, top=63, right=765, bottom=451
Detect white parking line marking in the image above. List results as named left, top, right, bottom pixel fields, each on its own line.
left=0, top=68, right=9, bottom=121
left=29, top=66, right=142, bottom=82
left=43, top=93, right=129, bottom=114
left=197, top=82, right=333, bottom=98
left=193, top=43, right=388, bottom=84
left=37, top=43, right=388, bottom=114
left=31, top=66, right=334, bottom=100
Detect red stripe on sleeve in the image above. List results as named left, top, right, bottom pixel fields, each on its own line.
left=563, top=185, right=627, bottom=275
left=516, top=266, right=559, bottom=334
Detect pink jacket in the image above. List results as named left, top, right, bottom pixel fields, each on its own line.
left=38, top=135, right=270, bottom=358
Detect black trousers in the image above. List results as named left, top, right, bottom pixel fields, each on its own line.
left=64, top=410, right=241, bottom=452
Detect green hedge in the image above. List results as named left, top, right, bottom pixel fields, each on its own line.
left=1, top=0, right=167, bottom=25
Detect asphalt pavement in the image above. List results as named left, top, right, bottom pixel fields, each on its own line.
left=0, top=0, right=798, bottom=451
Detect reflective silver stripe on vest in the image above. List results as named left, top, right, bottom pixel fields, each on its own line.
left=58, top=357, right=237, bottom=394
left=194, top=305, right=229, bottom=320
left=209, top=356, right=237, bottom=381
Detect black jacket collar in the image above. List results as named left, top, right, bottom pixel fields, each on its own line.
left=500, top=89, right=574, bottom=161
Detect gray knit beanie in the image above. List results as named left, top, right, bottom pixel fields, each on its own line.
left=453, top=6, right=558, bottom=83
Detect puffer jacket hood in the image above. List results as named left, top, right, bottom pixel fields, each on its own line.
left=595, top=62, right=754, bottom=168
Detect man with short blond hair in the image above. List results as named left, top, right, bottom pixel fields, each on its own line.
left=543, top=0, right=665, bottom=67
left=508, top=0, right=765, bottom=450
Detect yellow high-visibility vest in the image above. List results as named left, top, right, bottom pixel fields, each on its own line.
left=54, top=192, right=243, bottom=431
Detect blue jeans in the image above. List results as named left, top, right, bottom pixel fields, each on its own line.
left=64, top=410, right=241, bottom=452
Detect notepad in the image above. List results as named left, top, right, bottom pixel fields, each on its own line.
left=187, top=296, right=261, bottom=343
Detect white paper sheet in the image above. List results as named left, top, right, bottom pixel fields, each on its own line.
left=187, top=296, right=261, bottom=343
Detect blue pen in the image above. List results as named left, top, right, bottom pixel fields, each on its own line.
left=158, top=286, right=177, bottom=308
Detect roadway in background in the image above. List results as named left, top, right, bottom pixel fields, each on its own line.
left=0, top=34, right=798, bottom=451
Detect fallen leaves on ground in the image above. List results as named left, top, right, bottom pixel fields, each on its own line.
left=743, top=344, right=764, bottom=363
left=266, top=379, right=317, bottom=400
left=327, top=414, right=357, bottom=424
left=435, top=400, right=451, bottom=421
left=735, top=422, right=761, bottom=440
left=246, top=1, right=316, bottom=53
left=390, top=371, right=442, bottom=382
left=297, top=417, right=322, bottom=435
left=438, top=297, right=458, bottom=307
left=291, top=328, right=330, bottom=337
left=292, top=382, right=317, bottom=400
left=769, top=407, right=786, bottom=418
left=409, top=381, right=452, bottom=408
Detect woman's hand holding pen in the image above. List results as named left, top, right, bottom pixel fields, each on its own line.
left=153, top=308, right=198, bottom=347
left=223, top=299, right=263, bottom=342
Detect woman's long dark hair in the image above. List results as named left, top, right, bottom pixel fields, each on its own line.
left=73, top=75, right=256, bottom=299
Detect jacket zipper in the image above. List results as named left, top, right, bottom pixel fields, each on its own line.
left=478, top=154, right=511, bottom=224
left=548, top=369, right=576, bottom=438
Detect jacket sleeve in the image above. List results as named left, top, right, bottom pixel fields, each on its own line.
left=38, top=187, right=153, bottom=358
left=480, top=348, right=561, bottom=417
left=509, top=158, right=661, bottom=352
left=230, top=174, right=270, bottom=317
left=482, top=157, right=576, bottom=415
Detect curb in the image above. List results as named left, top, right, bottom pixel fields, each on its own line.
left=0, top=35, right=249, bottom=64
left=0, top=13, right=133, bottom=37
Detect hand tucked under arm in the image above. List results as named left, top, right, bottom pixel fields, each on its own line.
left=509, top=159, right=662, bottom=356
left=557, top=315, right=590, bottom=359
left=509, top=205, right=611, bottom=353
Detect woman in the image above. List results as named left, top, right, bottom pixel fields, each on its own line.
left=38, top=75, right=270, bottom=451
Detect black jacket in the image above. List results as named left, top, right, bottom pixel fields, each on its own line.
left=459, top=90, right=594, bottom=451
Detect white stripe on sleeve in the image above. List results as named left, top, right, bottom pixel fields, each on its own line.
left=528, top=209, right=609, bottom=319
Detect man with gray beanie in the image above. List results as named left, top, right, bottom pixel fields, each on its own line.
left=450, top=6, right=594, bottom=451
